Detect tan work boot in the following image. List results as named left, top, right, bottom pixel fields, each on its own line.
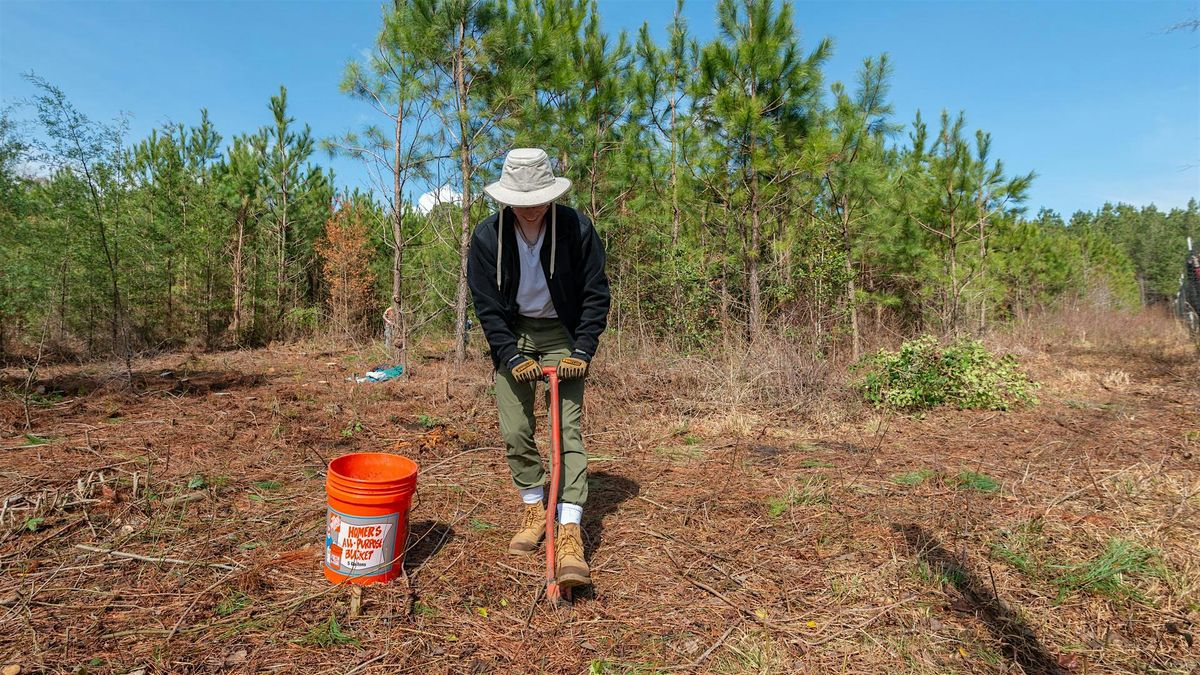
left=508, top=501, right=546, bottom=555
left=555, top=523, right=591, bottom=588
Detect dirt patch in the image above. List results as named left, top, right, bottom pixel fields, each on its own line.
left=1, top=328, right=1197, bottom=673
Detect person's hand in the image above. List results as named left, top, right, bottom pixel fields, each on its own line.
left=557, top=350, right=590, bottom=380
left=507, top=354, right=542, bottom=384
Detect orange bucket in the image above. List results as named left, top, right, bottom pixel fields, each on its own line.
left=323, top=452, right=418, bottom=585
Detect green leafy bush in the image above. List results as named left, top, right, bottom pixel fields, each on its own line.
left=855, top=335, right=1038, bottom=411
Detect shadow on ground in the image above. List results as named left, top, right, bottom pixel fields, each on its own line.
left=893, top=523, right=1067, bottom=675
left=404, top=520, right=455, bottom=574
left=569, top=470, right=640, bottom=602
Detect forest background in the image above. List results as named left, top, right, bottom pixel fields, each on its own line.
left=1, top=0, right=1197, bottom=371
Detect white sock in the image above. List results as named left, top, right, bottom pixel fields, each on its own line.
left=519, top=486, right=544, bottom=505
left=557, top=503, right=583, bottom=525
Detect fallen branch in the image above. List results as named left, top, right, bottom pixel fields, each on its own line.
left=420, top=446, right=502, bottom=475
left=345, top=652, right=388, bottom=675
left=159, top=492, right=205, bottom=508
left=665, top=547, right=770, bottom=630
left=689, top=623, right=738, bottom=669
left=74, top=544, right=239, bottom=571
left=798, top=595, right=916, bottom=647
left=496, top=561, right=540, bottom=578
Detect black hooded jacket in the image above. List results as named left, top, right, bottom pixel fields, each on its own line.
left=466, top=204, right=610, bottom=369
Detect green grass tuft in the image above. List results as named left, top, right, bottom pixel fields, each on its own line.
left=952, top=470, right=1000, bottom=492
left=654, top=445, right=704, bottom=461
left=911, top=560, right=966, bottom=588
left=892, top=469, right=937, bottom=486
left=215, top=590, right=252, bottom=616
left=766, top=495, right=791, bottom=518
left=298, top=614, right=358, bottom=647
left=990, top=519, right=1046, bottom=576
left=1052, top=539, right=1161, bottom=600
left=767, top=478, right=829, bottom=517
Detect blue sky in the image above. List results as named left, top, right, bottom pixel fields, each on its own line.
left=1, top=0, right=1197, bottom=216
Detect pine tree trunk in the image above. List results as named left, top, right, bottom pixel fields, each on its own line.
left=250, top=252, right=258, bottom=336
left=669, top=93, right=680, bottom=247
left=230, top=201, right=247, bottom=341
left=590, top=103, right=601, bottom=219
left=841, top=201, right=860, bottom=360
left=452, top=24, right=471, bottom=364
left=719, top=214, right=731, bottom=347
left=391, top=104, right=408, bottom=372
left=978, top=212, right=987, bottom=333
left=748, top=177, right=762, bottom=336
left=170, top=199, right=182, bottom=337
left=204, top=266, right=214, bottom=348
left=276, top=172, right=290, bottom=330
left=58, top=257, right=69, bottom=342
left=948, top=234, right=959, bottom=336
left=668, top=92, right=683, bottom=320
left=166, top=255, right=174, bottom=334
left=90, top=191, right=122, bottom=354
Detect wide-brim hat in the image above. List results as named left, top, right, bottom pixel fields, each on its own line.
left=484, top=148, right=571, bottom=207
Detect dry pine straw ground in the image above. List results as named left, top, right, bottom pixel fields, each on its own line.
left=0, top=326, right=1197, bottom=674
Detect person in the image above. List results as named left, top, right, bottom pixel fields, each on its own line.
left=466, top=148, right=610, bottom=588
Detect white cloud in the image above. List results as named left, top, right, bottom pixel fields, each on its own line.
left=416, top=184, right=462, bottom=214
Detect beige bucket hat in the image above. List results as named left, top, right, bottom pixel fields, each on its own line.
left=484, top=148, right=571, bottom=206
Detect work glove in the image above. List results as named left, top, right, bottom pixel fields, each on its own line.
left=556, top=350, right=591, bottom=380
left=507, top=354, right=542, bottom=384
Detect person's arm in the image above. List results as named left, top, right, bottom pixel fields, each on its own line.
left=570, top=213, right=610, bottom=358
left=467, top=221, right=521, bottom=367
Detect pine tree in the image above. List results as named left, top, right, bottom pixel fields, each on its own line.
left=0, top=110, right=31, bottom=360
left=406, top=0, right=524, bottom=362
left=262, top=86, right=317, bottom=333
left=693, top=0, right=831, bottom=335
left=330, top=0, right=437, bottom=369
left=635, top=0, right=696, bottom=246
left=820, top=54, right=895, bottom=358
left=902, top=110, right=1033, bottom=334
left=25, top=74, right=133, bottom=374
left=216, top=131, right=267, bottom=342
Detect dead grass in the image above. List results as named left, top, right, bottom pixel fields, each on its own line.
left=0, top=309, right=1197, bottom=673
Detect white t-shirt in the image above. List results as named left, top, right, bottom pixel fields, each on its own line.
left=515, top=225, right=557, bottom=319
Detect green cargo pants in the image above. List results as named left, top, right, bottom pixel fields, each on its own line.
left=495, top=316, right=587, bottom=506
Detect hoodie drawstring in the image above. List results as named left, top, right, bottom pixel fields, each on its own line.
left=496, top=207, right=503, bottom=289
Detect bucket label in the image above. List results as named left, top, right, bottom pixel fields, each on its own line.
left=325, top=508, right=401, bottom=577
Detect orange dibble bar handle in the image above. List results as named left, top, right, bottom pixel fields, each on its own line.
left=542, top=367, right=565, bottom=602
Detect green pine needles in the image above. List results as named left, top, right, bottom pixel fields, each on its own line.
left=856, top=335, right=1039, bottom=411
